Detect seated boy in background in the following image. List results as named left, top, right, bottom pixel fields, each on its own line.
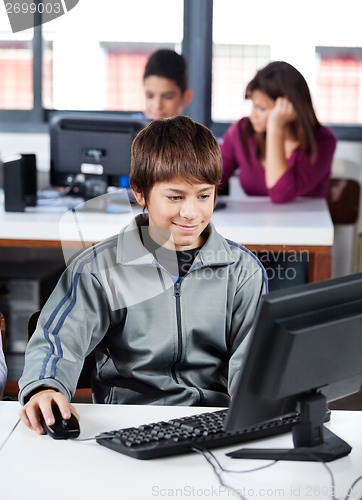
left=18, top=116, right=267, bottom=434
left=143, top=49, right=193, bottom=119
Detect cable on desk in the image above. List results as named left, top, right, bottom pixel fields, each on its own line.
left=74, top=436, right=98, bottom=442
left=311, top=455, right=362, bottom=500
left=192, top=447, right=247, bottom=500
left=0, top=418, right=20, bottom=452
left=192, top=446, right=362, bottom=500
left=192, top=446, right=284, bottom=500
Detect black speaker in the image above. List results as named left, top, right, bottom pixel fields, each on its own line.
left=4, top=154, right=37, bottom=212
left=23, top=153, right=37, bottom=207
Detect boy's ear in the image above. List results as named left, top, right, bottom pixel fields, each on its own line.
left=182, top=88, right=193, bottom=108
left=131, top=187, right=146, bottom=207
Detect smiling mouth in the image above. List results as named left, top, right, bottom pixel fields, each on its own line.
left=173, top=223, right=199, bottom=230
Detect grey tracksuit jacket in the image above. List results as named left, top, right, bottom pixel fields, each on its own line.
left=19, top=214, right=267, bottom=406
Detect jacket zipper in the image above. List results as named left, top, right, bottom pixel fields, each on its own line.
left=172, top=279, right=183, bottom=382
left=171, top=277, right=204, bottom=403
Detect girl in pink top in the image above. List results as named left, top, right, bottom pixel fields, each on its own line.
left=220, top=61, right=336, bottom=204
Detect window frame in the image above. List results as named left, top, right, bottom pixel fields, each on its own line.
left=0, top=0, right=361, bottom=142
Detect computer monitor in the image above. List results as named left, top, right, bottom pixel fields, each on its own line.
left=50, top=113, right=148, bottom=199
left=225, top=272, right=362, bottom=462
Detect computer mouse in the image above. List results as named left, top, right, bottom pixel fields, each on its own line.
left=41, top=405, right=80, bottom=440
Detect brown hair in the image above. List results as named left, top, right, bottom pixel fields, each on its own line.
left=130, top=115, right=222, bottom=204
left=244, top=61, right=321, bottom=162
left=143, top=49, right=188, bottom=94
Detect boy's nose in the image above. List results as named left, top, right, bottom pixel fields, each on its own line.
left=179, top=200, right=198, bottom=220
left=154, top=97, right=163, bottom=111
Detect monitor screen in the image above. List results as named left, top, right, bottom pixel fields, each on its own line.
left=50, top=113, right=148, bottom=199
left=225, top=272, right=362, bottom=462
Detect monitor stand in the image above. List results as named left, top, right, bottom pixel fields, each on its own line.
left=227, top=393, right=352, bottom=462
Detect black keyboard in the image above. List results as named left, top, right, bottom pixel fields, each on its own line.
left=95, top=409, right=301, bottom=460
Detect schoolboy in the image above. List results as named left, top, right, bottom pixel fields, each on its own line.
left=143, top=49, right=193, bottom=119
left=19, top=116, right=266, bottom=434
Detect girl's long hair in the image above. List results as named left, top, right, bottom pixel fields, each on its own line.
left=242, top=61, right=321, bottom=163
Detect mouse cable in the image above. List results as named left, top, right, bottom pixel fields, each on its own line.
left=0, top=418, right=20, bottom=452
left=192, top=446, right=362, bottom=500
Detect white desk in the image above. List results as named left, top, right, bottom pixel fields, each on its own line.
left=0, top=402, right=361, bottom=500
left=0, top=194, right=334, bottom=281
left=0, top=400, right=19, bottom=446
left=212, top=197, right=333, bottom=246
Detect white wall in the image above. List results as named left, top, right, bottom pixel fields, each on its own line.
left=0, top=132, right=49, bottom=171
left=0, top=132, right=50, bottom=189
left=335, top=141, right=362, bottom=171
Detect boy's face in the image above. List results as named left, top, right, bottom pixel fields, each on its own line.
left=143, top=76, right=192, bottom=119
left=133, top=177, right=215, bottom=251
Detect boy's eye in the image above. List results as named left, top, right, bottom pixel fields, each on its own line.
left=167, top=194, right=212, bottom=201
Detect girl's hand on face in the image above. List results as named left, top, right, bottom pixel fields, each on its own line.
left=267, top=97, right=297, bottom=130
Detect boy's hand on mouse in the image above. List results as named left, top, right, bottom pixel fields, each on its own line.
left=19, top=389, right=79, bottom=435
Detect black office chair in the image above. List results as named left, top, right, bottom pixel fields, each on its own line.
left=327, top=177, right=361, bottom=278
left=28, top=311, right=96, bottom=399
left=327, top=177, right=360, bottom=225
